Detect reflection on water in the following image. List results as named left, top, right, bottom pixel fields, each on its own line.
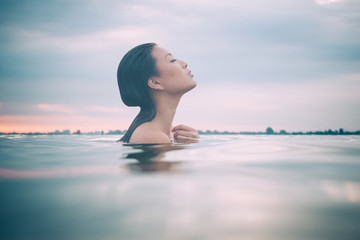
left=122, top=143, right=185, bottom=172
left=322, top=180, right=360, bottom=203
left=0, top=135, right=360, bottom=240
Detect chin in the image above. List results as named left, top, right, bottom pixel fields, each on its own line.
left=190, top=79, right=197, bottom=89
left=185, top=81, right=197, bottom=93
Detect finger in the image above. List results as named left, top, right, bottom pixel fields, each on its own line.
left=173, top=129, right=199, bottom=138
left=172, top=124, right=196, bottom=132
left=173, top=135, right=199, bottom=144
left=173, top=130, right=199, bottom=139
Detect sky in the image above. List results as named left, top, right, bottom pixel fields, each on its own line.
left=0, top=0, right=359, bottom=133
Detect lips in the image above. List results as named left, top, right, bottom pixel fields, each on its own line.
left=188, top=70, right=194, bottom=78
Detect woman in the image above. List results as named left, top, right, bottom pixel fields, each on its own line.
left=117, top=43, right=199, bottom=143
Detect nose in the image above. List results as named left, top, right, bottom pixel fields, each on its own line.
left=179, top=59, right=187, bottom=69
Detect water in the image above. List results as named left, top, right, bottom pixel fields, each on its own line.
left=1, top=134, right=360, bottom=240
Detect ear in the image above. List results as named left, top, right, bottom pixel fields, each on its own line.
left=148, top=77, right=164, bottom=90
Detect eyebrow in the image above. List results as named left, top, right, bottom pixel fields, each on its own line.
left=164, top=53, right=172, bottom=59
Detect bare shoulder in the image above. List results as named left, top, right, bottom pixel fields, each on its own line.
left=129, top=122, right=171, bottom=144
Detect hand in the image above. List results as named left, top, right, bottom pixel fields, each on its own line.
left=172, top=124, right=200, bottom=144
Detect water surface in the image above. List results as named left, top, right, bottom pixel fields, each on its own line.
left=1, top=135, right=359, bottom=240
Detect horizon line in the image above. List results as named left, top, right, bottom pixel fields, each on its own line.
left=1, top=127, right=359, bottom=135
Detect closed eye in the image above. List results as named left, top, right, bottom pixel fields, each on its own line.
left=170, top=59, right=177, bottom=63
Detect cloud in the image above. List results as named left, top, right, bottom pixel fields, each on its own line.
left=315, top=0, right=342, bottom=4
left=314, top=0, right=360, bottom=5
left=37, top=104, right=74, bottom=114
left=0, top=114, right=131, bottom=133
left=86, top=105, right=123, bottom=113
left=5, top=26, right=164, bottom=53
left=1, top=0, right=359, bottom=132
left=0, top=103, right=140, bottom=133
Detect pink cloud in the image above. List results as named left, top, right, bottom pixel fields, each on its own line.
left=0, top=114, right=131, bottom=133
left=86, top=105, right=123, bottom=113
left=37, top=104, right=74, bottom=114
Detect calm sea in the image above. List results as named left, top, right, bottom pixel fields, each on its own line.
left=1, top=134, right=360, bottom=240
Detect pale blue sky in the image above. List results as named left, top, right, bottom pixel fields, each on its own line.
left=0, top=0, right=359, bottom=132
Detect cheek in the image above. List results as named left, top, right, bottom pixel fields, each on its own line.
left=157, top=63, right=191, bottom=93
left=160, top=66, right=182, bottom=80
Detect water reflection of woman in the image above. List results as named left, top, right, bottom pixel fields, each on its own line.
left=124, top=144, right=184, bottom=172
left=117, top=43, right=199, bottom=144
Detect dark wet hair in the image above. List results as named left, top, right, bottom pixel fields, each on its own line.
left=117, top=43, right=159, bottom=143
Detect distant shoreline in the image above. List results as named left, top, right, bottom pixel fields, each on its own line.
left=1, top=127, right=359, bottom=136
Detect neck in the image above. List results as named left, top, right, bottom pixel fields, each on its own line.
left=151, top=92, right=182, bottom=136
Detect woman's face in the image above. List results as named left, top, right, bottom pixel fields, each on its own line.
left=151, top=46, right=197, bottom=95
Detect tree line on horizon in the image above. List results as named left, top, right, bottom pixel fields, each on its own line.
left=1, top=127, right=359, bottom=135
left=198, top=127, right=360, bottom=135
